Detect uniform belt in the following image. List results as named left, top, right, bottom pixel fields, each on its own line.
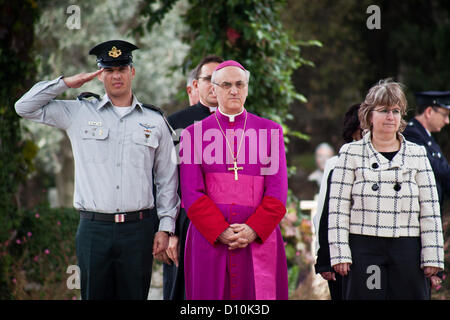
left=80, top=208, right=154, bottom=223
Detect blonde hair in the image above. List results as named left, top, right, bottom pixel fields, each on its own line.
left=359, top=79, right=408, bottom=133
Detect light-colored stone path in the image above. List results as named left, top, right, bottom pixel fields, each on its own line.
left=148, top=263, right=163, bottom=300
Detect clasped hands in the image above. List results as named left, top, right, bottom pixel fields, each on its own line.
left=153, top=223, right=257, bottom=266
left=153, top=232, right=179, bottom=267
left=218, top=223, right=258, bottom=250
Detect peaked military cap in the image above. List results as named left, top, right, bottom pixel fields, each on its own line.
left=415, top=91, right=450, bottom=110
left=89, top=40, right=138, bottom=68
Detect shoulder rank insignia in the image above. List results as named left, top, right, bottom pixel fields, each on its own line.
left=77, top=92, right=100, bottom=101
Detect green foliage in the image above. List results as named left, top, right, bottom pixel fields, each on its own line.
left=187, top=1, right=314, bottom=124
left=0, top=0, right=60, bottom=298
left=1, top=205, right=79, bottom=299
left=134, top=0, right=180, bottom=37
left=0, top=0, right=42, bottom=298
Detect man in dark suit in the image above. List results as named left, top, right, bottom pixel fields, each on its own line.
left=403, top=91, right=450, bottom=289
left=403, top=91, right=450, bottom=207
left=162, top=55, right=224, bottom=300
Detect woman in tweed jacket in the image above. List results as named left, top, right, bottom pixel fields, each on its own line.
left=328, top=79, right=444, bottom=299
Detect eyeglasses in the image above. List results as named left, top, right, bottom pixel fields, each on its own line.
left=432, top=107, right=450, bottom=119
left=373, top=108, right=402, bottom=116
left=212, top=81, right=247, bottom=90
left=198, top=76, right=212, bottom=82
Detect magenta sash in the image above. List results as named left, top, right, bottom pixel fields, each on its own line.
left=205, top=172, right=264, bottom=207
left=205, top=172, right=278, bottom=299
left=252, top=230, right=278, bottom=299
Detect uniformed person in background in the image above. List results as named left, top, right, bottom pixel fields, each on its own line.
left=15, top=40, right=180, bottom=300
left=403, top=91, right=450, bottom=207
left=403, top=91, right=450, bottom=289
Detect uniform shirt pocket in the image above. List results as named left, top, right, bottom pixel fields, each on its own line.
left=130, top=130, right=159, bottom=169
left=80, top=126, right=110, bottom=164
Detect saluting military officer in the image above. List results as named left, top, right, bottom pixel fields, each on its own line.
left=403, top=91, right=450, bottom=208
left=15, top=40, right=180, bottom=300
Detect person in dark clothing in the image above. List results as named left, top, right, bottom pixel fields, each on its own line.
left=403, top=91, right=450, bottom=209
left=314, top=103, right=362, bottom=300
left=402, top=91, right=450, bottom=290
left=162, top=55, right=224, bottom=300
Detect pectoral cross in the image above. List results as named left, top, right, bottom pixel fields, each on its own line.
left=228, top=159, right=243, bottom=181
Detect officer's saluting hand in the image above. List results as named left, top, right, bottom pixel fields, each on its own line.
left=63, top=69, right=104, bottom=88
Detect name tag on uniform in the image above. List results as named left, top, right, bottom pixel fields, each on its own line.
left=88, top=121, right=102, bottom=126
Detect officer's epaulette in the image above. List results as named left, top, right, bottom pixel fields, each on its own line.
left=142, top=103, right=164, bottom=114
left=142, top=103, right=176, bottom=136
left=77, top=92, right=101, bottom=101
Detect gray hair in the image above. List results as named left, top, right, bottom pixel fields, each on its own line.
left=186, top=68, right=196, bottom=87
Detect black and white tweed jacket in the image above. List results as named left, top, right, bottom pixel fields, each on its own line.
left=328, top=132, right=444, bottom=269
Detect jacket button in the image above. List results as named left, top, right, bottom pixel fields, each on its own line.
left=372, top=184, right=379, bottom=191
left=372, top=163, right=379, bottom=169
left=394, top=183, right=401, bottom=191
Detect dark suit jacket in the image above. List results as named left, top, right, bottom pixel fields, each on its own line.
left=403, top=118, right=450, bottom=207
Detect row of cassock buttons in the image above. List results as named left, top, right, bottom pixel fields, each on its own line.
left=371, top=162, right=401, bottom=192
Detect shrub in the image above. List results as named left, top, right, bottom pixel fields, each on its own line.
left=0, top=205, right=80, bottom=300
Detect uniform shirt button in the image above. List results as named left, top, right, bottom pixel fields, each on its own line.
left=394, top=183, right=401, bottom=191
left=428, top=141, right=432, bottom=146
left=372, top=163, right=379, bottom=169
left=372, top=184, right=379, bottom=191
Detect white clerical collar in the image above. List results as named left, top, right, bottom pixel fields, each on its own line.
left=217, top=107, right=244, bottom=122
left=199, top=99, right=218, bottom=111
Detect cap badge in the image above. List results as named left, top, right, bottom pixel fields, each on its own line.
left=108, top=46, right=122, bottom=58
